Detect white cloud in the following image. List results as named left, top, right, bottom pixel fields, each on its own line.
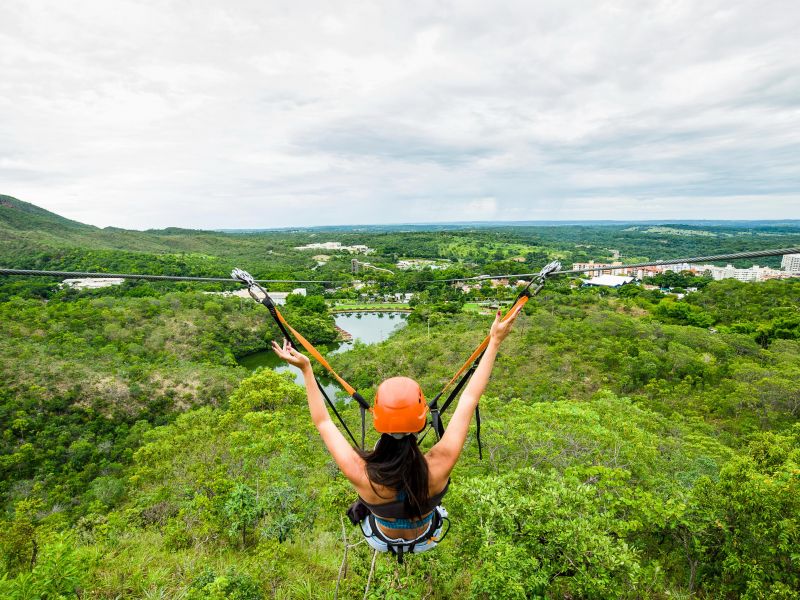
left=0, top=0, right=799, bottom=228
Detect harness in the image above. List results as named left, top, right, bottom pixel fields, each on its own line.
left=232, top=262, right=560, bottom=560
left=232, top=268, right=371, bottom=449
left=362, top=507, right=450, bottom=564
left=420, top=261, right=562, bottom=456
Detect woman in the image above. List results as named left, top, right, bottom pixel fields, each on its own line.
left=271, top=307, right=521, bottom=559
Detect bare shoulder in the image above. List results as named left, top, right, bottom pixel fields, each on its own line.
left=340, top=452, right=370, bottom=492
left=424, top=448, right=453, bottom=491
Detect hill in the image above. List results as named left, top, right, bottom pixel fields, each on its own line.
left=0, top=194, right=261, bottom=257
left=0, top=195, right=319, bottom=282
left=0, top=194, right=99, bottom=251
left=0, top=195, right=95, bottom=231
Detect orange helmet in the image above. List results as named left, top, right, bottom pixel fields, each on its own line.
left=373, top=377, right=428, bottom=434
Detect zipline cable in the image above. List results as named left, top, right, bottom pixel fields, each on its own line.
left=0, top=269, right=345, bottom=285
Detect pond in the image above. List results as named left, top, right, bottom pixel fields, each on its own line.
left=237, top=312, right=409, bottom=398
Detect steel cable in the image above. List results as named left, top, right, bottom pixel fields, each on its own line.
left=0, top=268, right=345, bottom=285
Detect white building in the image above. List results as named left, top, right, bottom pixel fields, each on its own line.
left=663, top=263, right=696, bottom=273
left=699, top=264, right=791, bottom=282
left=205, top=287, right=306, bottom=304
left=782, top=253, right=800, bottom=274
left=583, top=275, right=634, bottom=288
left=61, top=277, right=125, bottom=289
left=295, top=242, right=373, bottom=254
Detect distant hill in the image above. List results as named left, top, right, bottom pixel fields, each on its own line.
left=0, top=195, right=328, bottom=278
left=0, top=194, right=96, bottom=233
left=0, top=195, right=267, bottom=258
left=220, top=219, right=800, bottom=233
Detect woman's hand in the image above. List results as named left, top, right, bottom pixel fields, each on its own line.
left=489, top=306, right=523, bottom=344
left=271, top=338, right=311, bottom=370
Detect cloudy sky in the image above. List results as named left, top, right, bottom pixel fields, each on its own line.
left=1, top=0, right=799, bottom=229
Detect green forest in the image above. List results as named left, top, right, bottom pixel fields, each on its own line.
left=1, top=195, right=799, bottom=599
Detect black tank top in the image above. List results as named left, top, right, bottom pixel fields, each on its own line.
left=358, top=479, right=450, bottom=520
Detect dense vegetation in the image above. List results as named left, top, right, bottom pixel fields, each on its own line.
left=1, top=196, right=799, bottom=598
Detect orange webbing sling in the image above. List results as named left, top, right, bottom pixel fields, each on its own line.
left=270, top=307, right=363, bottom=399
left=425, top=261, right=562, bottom=458
left=232, top=268, right=369, bottom=449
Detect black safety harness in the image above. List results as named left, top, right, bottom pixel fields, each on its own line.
left=362, top=508, right=451, bottom=564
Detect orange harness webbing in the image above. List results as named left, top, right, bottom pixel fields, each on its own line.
left=232, top=268, right=368, bottom=449
left=271, top=305, right=361, bottom=398
left=426, top=260, right=561, bottom=457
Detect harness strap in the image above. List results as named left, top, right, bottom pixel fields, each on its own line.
left=232, top=268, right=369, bottom=449
left=434, top=292, right=530, bottom=400
left=424, top=261, right=561, bottom=455
left=475, top=403, right=482, bottom=460
left=365, top=508, right=446, bottom=564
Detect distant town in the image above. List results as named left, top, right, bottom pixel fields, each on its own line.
left=573, top=252, right=800, bottom=283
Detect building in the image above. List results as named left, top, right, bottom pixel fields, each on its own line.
left=205, top=287, right=306, bottom=304
left=574, top=261, right=672, bottom=278
left=453, top=281, right=480, bottom=293
left=692, top=264, right=791, bottom=282
left=295, top=242, right=373, bottom=254
left=630, top=266, right=664, bottom=279
left=61, top=277, right=125, bottom=290
left=572, top=261, right=616, bottom=275
left=264, top=288, right=306, bottom=304
left=574, top=261, right=666, bottom=278
left=575, top=256, right=797, bottom=283
left=583, top=275, right=634, bottom=288
left=662, top=263, right=699, bottom=274
left=782, top=253, right=800, bottom=274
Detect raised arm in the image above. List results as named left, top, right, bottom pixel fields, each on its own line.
left=271, top=339, right=366, bottom=486
left=426, top=308, right=521, bottom=478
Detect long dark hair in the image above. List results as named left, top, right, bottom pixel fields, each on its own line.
left=358, top=433, right=430, bottom=518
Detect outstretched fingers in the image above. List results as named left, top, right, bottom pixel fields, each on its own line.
left=491, top=304, right=524, bottom=342
left=271, top=339, right=291, bottom=360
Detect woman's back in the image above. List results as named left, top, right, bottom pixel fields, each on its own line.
left=357, top=456, right=450, bottom=540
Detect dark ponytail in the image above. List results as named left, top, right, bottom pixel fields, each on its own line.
left=358, top=433, right=430, bottom=518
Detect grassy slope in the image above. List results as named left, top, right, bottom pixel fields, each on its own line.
left=0, top=195, right=286, bottom=262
